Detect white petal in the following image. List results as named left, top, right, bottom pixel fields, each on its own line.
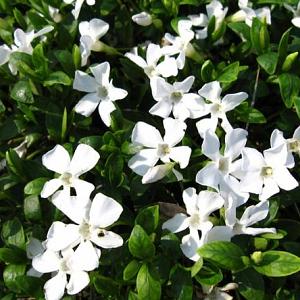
left=0, top=45, right=11, bottom=66
left=176, top=51, right=185, bottom=70
left=40, top=179, right=63, bottom=198
left=150, top=76, right=172, bottom=100
left=196, top=117, right=218, bottom=138
left=188, top=13, right=208, bottom=26
left=259, top=177, right=280, bottom=201
left=292, top=17, right=300, bottom=27
left=293, top=126, right=300, bottom=140
left=162, top=213, right=189, bottom=233
left=72, top=0, right=84, bottom=19
left=240, top=171, right=263, bottom=194
left=264, top=144, right=287, bottom=168
left=172, top=101, right=191, bottom=120
left=131, top=122, right=163, bottom=148
left=222, top=92, right=248, bottom=111
left=178, top=19, right=194, bottom=40
left=89, top=193, right=123, bottom=228
left=146, top=43, right=162, bottom=66
left=71, top=241, right=99, bottom=271
left=91, top=230, right=123, bottom=249
left=79, top=36, right=93, bottom=66
left=132, top=12, right=152, bottom=27
left=197, top=191, right=224, bottom=218
left=32, top=250, right=60, bottom=273
left=202, top=130, right=220, bottom=161
left=273, top=167, right=298, bottom=191
left=242, top=226, right=276, bottom=236
left=67, top=271, right=90, bottom=295
left=198, top=81, right=222, bottom=102
left=196, top=163, right=220, bottom=190
left=142, top=163, right=173, bottom=184
left=195, top=28, right=208, bottom=39
left=73, top=71, right=97, bottom=93
left=239, top=201, right=269, bottom=227
left=90, top=62, right=110, bottom=87
left=149, top=101, right=173, bottom=118
left=174, top=76, right=194, bottom=93
left=205, top=226, right=233, bottom=242
left=172, top=168, right=183, bottom=181
left=74, top=93, right=100, bottom=117
left=182, top=187, right=198, bottom=215
left=224, top=128, right=248, bottom=160
left=69, top=144, right=100, bottom=176
left=128, top=149, right=159, bottom=176
left=180, top=234, right=201, bottom=261
left=44, top=272, right=67, bottom=300
left=169, top=146, right=191, bottom=168
left=124, top=52, right=147, bottom=69
left=242, top=147, right=265, bottom=171
left=108, top=84, right=128, bottom=101
left=98, top=100, right=116, bottom=127
left=270, top=129, right=285, bottom=148
left=163, top=118, right=186, bottom=146
left=34, top=26, right=54, bottom=38
left=42, top=145, right=70, bottom=174
left=156, top=56, right=178, bottom=77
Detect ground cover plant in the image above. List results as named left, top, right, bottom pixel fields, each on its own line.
left=2, top=0, right=300, bottom=299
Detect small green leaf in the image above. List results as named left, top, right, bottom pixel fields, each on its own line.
left=14, top=275, right=43, bottom=297
left=10, top=80, right=34, bottom=103
left=1, top=217, right=26, bottom=248
left=13, top=8, right=26, bottom=29
left=217, top=62, right=240, bottom=83
left=228, top=22, right=250, bottom=41
left=251, top=18, right=263, bottom=54
left=92, top=273, right=119, bottom=296
left=123, top=259, right=141, bottom=281
left=24, top=195, right=42, bottom=221
left=191, top=257, right=203, bottom=277
left=32, top=44, right=48, bottom=78
left=105, top=153, right=124, bottom=187
left=137, top=264, right=161, bottom=300
left=128, top=225, right=155, bottom=259
left=277, top=27, right=291, bottom=68
left=201, top=60, right=215, bottom=82
left=282, top=52, right=298, bottom=72
left=257, top=52, right=278, bottom=75
left=135, top=205, right=159, bottom=234
left=195, top=263, right=223, bottom=286
left=44, top=71, right=72, bottom=86
left=0, top=248, right=27, bottom=264
left=72, top=44, right=81, bottom=70
left=24, top=177, right=48, bottom=195
left=198, top=241, right=245, bottom=271
left=3, top=264, right=26, bottom=293
left=278, top=73, right=300, bottom=108
left=253, top=250, right=300, bottom=277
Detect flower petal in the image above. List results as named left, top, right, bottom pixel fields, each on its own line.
left=197, top=191, right=224, bottom=218
left=42, top=145, right=70, bottom=174
left=89, top=193, right=123, bottom=228
left=198, top=81, right=222, bottom=102
left=149, top=101, right=173, bottom=118
left=142, top=163, right=173, bottom=184
left=67, top=271, right=90, bottom=295
left=196, top=163, right=220, bottom=191
left=162, top=213, right=189, bottom=233
left=273, top=166, right=298, bottom=191
left=173, top=76, right=194, bottom=93
left=108, top=84, right=128, bottom=101
left=259, top=177, right=280, bottom=201
left=40, top=179, right=63, bottom=198
left=222, top=92, right=248, bottom=111
left=239, top=201, right=269, bottom=227
left=169, top=146, right=191, bottom=168
left=163, top=118, right=187, bottom=146
left=44, top=272, right=67, bottom=300
left=224, top=128, right=248, bottom=160
left=242, top=147, right=265, bottom=171
left=196, top=117, right=218, bottom=138
left=32, top=250, right=60, bottom=273
left=202, top=129, right=220, bottom=161
left=98, top=100, right=116, bottom=127
left=74, top=93, right=100, bottom=117
left=146, top=43, right=162, bottom=66
left=90, top=62, right=110, bottom=86
left=156, top=56, right=178, bottom=77
left=124, top=52, right=147, bottom=69
left=91, top=230, right=123, bottom=249
left=73, top=71, right=97, bottom=93
left=180, top=234, right=201, bottom=261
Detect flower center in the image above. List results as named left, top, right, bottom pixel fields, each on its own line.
left=60, top=258, right=70, bottom=273
left=144, top=66, right=156, bottom=77
left=97, top=86, right=108, bottom=98
left=171, top=91, right=183, bottom=102
left=189, top=213, right=201, bottom=228
left=157, top=143, right=170, bottom=158
left=218, top=157, right=230, bottom=173
left=60, top=172, right=73, bottom=186
left=261, top=166, right=273, bottom=178
left=211, top=103, right=223, bottom=114
left=288, top=139, right=300, bottom=152
left=79, top=222, right=92, bottom=240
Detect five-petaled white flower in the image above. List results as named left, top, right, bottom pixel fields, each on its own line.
left=188, top=0, right=228, bottom=40
left=132, top=12, right=153, bottom=26
left=284, top=1, right=300, bottom=28
left=125, top=43, right=178, bottom=78
left=239, top=144, right=298, bottom=201
left=195, top=81, right=248, bottom=137
left=162, top=20, right=194, bottom=69
left=40, top=143, right=100, bottom=213
left=79, top=18, right=109, bottom=66
left=128, top=118, right=191, bottom=184
left=0, top=26, right=53, bottom=74
left=63, top=0, right=95, bottom=19
left=73, top=61, right=128, bottom=126
left=149, top=75, right=205, bottom=120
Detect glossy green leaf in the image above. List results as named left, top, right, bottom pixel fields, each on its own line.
left=257, top=52, right=278, bottom=75
left=135, top=205, right=159, bottom=234
left=1, top=217, right=25, bottom=248
left=123, top=259, right=141, bottom=281
left=3, top=264, right=26, bottom=293
left=278, top=73, right=300, bottom=108
left=44, top=71, right=72, bottom=86
left=10, top=80, right=34, bottom=104
left=24, top=195, right=42, bottom=221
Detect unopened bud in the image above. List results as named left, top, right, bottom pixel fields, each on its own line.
left=132, top=12, right=152, bottom=27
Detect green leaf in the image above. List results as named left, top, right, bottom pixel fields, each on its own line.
left=282, top=52, right=298, bottom=72
left=44, top=71, right=72, bottom=86
left=294, top=96, right=300, bottom=119
left=278, top=73, right=300, bottom=108
left=5, top=149, right=26, bottom=179
left=123, top=259, right=141, bottom=281
left=201, top=60, right=215, bottom=82
left=10, top=80, right=34, bottom=103
left=1, top=217, right=26, bottom=248
left=24, top=195, right=42, bottom=221
left=217, top=62, right=240, bottom=83
left=228, top=22, right=250, bottom=41
left=92, top=273, right=119, bottom=297
left=13, top=8, right=26, bottom=29
left=14, top=275, right=43, bottom=297
left=3, top=264, right=26, bottom=293
left=234, top=268, right=265, bottom=300
left=72, top=44, right=81, bottom=70
left=191, top=257, right=203, bottom=277
left=198, top=241, right=245, bottom=271
left=54, top=50, right=74, bottom=76
left=235, top=102, right=266, bottom=123
left=24, top=177, right=48, bottom=195
left=61, top=107, right=68, bottom=142
left=195, top=263, right=223, bottom=286
left=32, top=44, right=48, bottom=78
left=277, top=28, right=291, bottom=68
left=250, top=18, right=263, bottom=54
left=253, top=250, right=300, bottom=277
left=0, top=248, right=27, bottom=264
left=257, top=52, right=278, bottom=75
left=100, top=0, right=118, bottom=15
left=136, top=264, right=161, bottom=300
left=128, top=225, right=155, bottom=259
left=135, top=205, right=159, bottom=234
left=104, top=153, right=124, bottom=187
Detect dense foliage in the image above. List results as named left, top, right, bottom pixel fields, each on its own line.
left=1, top=0, right=300, bottom=299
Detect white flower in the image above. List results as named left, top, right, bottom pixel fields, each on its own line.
left=128, top=118, right=191, bottom=184
left=149, top=76, right=205, bottom=120
left=32, top=248, right=91, bottom=300
left=188, top=0, right=228, bottom=40
left=236, top=0, right=271, bottom=27
left=49, top=6, right=62, bottom=23
left=162, top=20, right=194, bottom=69
left=79, top=18, right=109, bottom=66
left=0, top=26, right=54, bottom=74
left=202, top=283, right=238, bottom=300
left=163, top=188, right=224, bottom=261
left=270, top=127, right=300, bottom=168
left=44, top=193, right=123, bottom=264
left=125, top=43, right=178, bottom=78
left=63, top=0, right=95, bottom=19
left=207, top=200, right=276, bottom=242
left=285, top=2, right=300, bottom=28
left=195, top=81, right=248, bottom=137
left=132, top=12, right=152, bottom=26
left=196, top=128, right=248, bottom=192
left=40, top=144, right=100, bottom=214
left=73, top=61, right=128, bottom=126
left=240, top=145, right=298, bottom=201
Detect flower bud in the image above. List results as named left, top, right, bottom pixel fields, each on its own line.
left=132, top=12, right=152, bottom=26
